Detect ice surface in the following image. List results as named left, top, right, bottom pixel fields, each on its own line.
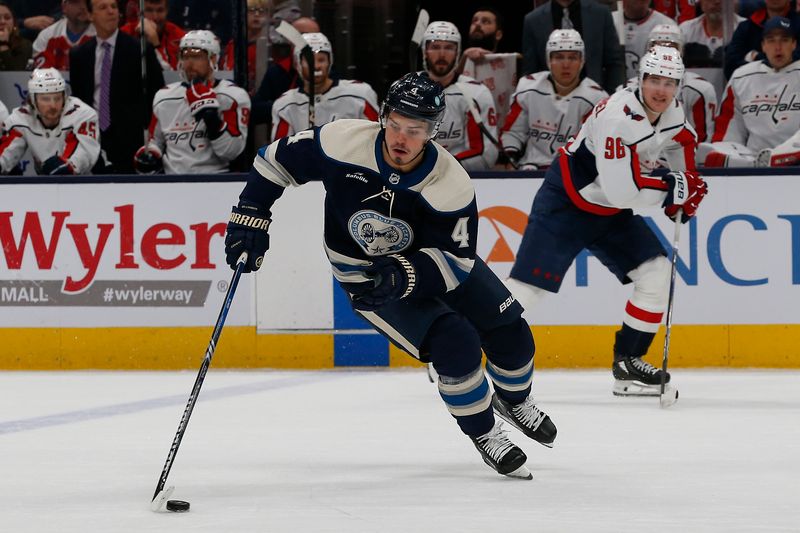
left=0, top=369, right=798, bottom=532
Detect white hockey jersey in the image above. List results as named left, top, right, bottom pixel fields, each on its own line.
left=561, top=87, right=697, bottom=213
left=620, top=71, right=717, bottom=142
left=712, top=59, right=800, bottom=153
left=0, top=97, right=100, bottom=174
left=32, top=19, right=95, bottom=70
left=501, top=72, right=608, bottom=168
left=434, top=75, right=498, bottom=171
left=271, top=79, right=379, bottom=140
left=624, top=10, right=675, bottom=80
left=0, top=100, right=8, bottom=126
left=679, top=14, right=745, bottom=57
left=146, top=79, right=251, bottom=174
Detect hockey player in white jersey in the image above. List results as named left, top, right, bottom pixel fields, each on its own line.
left=0, top=68, right=100, bottom=175
left=698, top=17, right=800, bottom=168
left=500, top=29, right=607, bottom=170
left=224, top=72, right=557, bottom=479
left=271, top=32, right=378, bottom=140
left=622, top=0, right=675, bottom=79
left=420, top=21, right=498, bottom=170
left=134, top=30, right=251, bottom=174
left=506, top=47, right=708, bottom=397
left=618, top=24, right=718, bottom=142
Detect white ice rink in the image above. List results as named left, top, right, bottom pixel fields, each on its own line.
left=1, top=368, right=798, bottom=532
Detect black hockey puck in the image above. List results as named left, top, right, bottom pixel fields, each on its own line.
left=166, top=500, right=190, bottom=512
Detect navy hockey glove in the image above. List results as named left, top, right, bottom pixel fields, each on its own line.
left=133, top=146, right=163, bottom=174
left=224, top=200, right=271, bottom=273
left=351, top=255, right=417, bottom=312
left=41, top=155, right=75, bottom=175
left=662, top=170, right=708, bottom=223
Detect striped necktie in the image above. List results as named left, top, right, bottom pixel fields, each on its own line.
left=99, top=41, right=112, bottom=131
left=562, top=7, right=574, bottom=29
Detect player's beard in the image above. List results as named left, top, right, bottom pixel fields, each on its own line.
left=468, top=33, right=496, bottom=51
left=430, top=58, right=456, bottom=77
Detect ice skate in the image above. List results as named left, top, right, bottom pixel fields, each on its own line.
left=612, top=356, right=670, bottom=397
left=492, top=393, right=557, bottom=448
left=470, top=422, right=532, bottom=480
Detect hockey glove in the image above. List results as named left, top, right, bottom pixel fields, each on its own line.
left=133, top=146, right=163, bottom=174
left=351, top=254, right=416, bottom=312
left=224, top=200, right=271, bottom=273
left=41, top=155, right=75, bottom=175
left=185, top=78, right=220, bottom=116
left=662, top=170, right=708, bottom=223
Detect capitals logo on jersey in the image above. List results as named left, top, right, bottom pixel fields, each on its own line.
left=348, top=210, right=413, bottom=256
left=624, top=104, right=645, bottom=121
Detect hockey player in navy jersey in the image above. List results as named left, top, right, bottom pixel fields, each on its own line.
left=224, top=72, right=557, bottom=479
left=505, top=47, right=708, bottom=397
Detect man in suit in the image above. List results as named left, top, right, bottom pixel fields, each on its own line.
left=70, top=0, right=164, bottom=173
left=522, top=0, right=625, bottom=94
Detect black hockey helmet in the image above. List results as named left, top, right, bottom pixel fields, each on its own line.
left=380, top=72, right=446, bottom=138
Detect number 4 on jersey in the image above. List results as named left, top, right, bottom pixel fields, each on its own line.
left=451, top=217, right=470, bottom=248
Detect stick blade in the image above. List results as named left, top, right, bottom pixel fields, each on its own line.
left=151, top=485, right=175, bottom=512
left=275, top=20, right=308, bottom=51
left=411, top=9, right=430, bottom=46
left=659, top=385, right=679, bottom=408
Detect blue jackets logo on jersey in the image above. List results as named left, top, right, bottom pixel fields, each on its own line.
left=348, top=210, right=413, bottom=256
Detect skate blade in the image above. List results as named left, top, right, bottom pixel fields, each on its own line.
left=505, top=465, right=533, bottom=480
left=612, top=379, right=661, bottom=397
left=150, top=485, right=175, bottom=512
left=659, top=385, right=679, bottom=408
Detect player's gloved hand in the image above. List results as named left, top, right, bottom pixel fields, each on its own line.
left=224, top=200, right=271, bottom=273
left=41, top=155, right=75, bottom=175
left=755, top=148, right=773, bottom=168
left=185, top=77, right=219, bottom=116
left=351, top=254, right=416, bottom=311
left=133, top=145, right=163, bottom=174
left=662, top=170, right=708, bottom=223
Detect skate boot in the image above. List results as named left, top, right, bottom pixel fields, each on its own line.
left=470, top=422, right=532, bottom=480
left=492, top=393, right=557, bottom=448
left=612, top=355, right=670, bottom=397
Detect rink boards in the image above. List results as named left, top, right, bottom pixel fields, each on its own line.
left=1, top=173, right=798, bottom=369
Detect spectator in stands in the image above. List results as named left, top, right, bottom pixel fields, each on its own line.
left=120, top=0, right=184, bottom=70
left=167, top=0, right=231, bottom=47
left=501, top=29, right=607, bottom=170
left=680, top=0, right=745, bottom=68
left=7, top=0, right=60, bottom=41
left=250, top=16, right=320, bottom=129
left=134, top=30, right=250, bottom=174
left=699, top=17, right=800, bottom=167
left=0, top=1, right=32, bottom=70
left=522, top=0, right=625, bottom=94
left=621, top=0, right=675, bottom=79
left=33, top=0, right=94, bottom=70
left=619, top=23, right=718, bottom=142
left=69, top=0, right=164, bottom=173
left=0, top=68, right=100, bottom=175
left=724, top=0, right=800, bottom=78
left=271, top=32, right=378, bottom=140
left=652, top=0, right=696, bottom=24
left=417, top=21, right=497, bottom=170
left=220, top=0, right=267, bottom=91
left=460, top=6, right=504, bottom=66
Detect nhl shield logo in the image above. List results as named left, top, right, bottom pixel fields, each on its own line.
left=348, top=210, right=413, bottom=255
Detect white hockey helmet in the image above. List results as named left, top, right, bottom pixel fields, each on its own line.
left=647, top=23, right=684, bottom=53
left=638, top=44, right=685, bottom=89
left=545, top=29, right=585, bottom=70
left=422, top=21, right=461, bottom=72
left=179, top=30, right=221, bottom=74
left=294, top=32, right=334, bottom=78
left=28, top=68, right=67, bottom=114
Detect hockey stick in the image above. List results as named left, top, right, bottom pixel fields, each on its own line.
left=410, top=8, right=429, bottom=72
left=150, top=252, right=249, bottom=511
left=456, top=82, right=519, bottom=169
left=138, top=0, right=150, bottom=145
left=275, top=21, right=315, bottom=128
left=660, top=213, right=681, bottom=408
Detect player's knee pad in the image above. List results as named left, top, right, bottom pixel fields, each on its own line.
left=625, top=255, right=671, bottom=333
left=423, top=313, right=482, bottom=377
left=482, top=317, right=534, bottom=400
left=504, top=277, right=548, bottom=313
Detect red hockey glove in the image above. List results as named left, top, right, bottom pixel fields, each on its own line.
left=185, top=78, right=219, bottom=116
left=133, top=145, right=163, bottom=174
left=662, top=170, right=708, bottom=223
